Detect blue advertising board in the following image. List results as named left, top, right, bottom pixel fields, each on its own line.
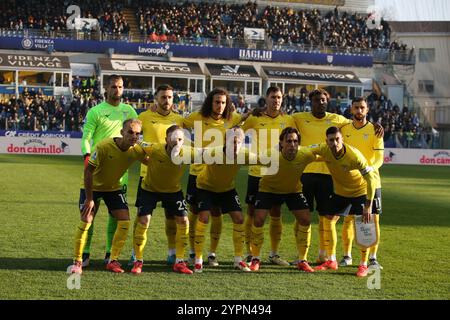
left=0, top=36, right=373, bottom=68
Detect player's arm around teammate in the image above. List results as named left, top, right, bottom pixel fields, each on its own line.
left=131, top=125, right=199, bottom=275
left=339, top=97, right=385, bottom=269
left=70, top=119, right=144, bottom=274
left=249, top=127, right=317, bottom=272
left=310, top=126, right=377, bottom=276
left=193, top=128, right=252, bottom=273
left=79, top=75, right=138, bottom=267
left=291, top=89, right=383, bottom=264
left=182, top=89, right=241, bottom=266
left=132, top=85, right=185, bottom=267
left=241, top=86, right=295, bottom=266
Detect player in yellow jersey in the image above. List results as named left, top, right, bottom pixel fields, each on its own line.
left=339, top=97, right=384, bottom=270
left=131, top=125, right=204, bottom=275
left=183, top=88, right=244, bottom=267
left=292, top=89, right=382, bottom=263
left=193, top=127, right=254, bottom=273
left=70, top=119, right=145, bottom=274
left=131, top=84, right=185, bottom=266
left=80, top=75, right=138, bottom=267
left=242, top=86, right=295, bottom=266
left=310, top=126, right=377, bottom=277
left=249, top=127, right=318, bottom=272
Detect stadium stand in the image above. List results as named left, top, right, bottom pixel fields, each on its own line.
left=1, top=0, right=397, bottom=52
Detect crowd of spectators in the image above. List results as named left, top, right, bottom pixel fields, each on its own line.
left=136, top=1, right=394, bottom=51
left=0, top=0, right=405, bottom=52
left=0, top=76, right=103, bottom=132
left=365, top=93, right=435, bottom=148
left=0, top=91, right=81, bottom=132
left=0, top=0, right=129, bottom=37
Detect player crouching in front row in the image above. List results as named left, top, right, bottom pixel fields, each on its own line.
left=70, top=119, right=146, bottom=274
left=131, top=125, right=205, bottom=275
left=310, top=126, right=377, bottom=277
left=249, top=127, right=319, bottom=273
left=193, top=127, right=253, bottom=273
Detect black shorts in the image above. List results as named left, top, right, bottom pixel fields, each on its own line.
left=79, top=189, right=128, bottom=213
left=196, top=188, right=242, bottom=213
left=79, top=183, right=127, bottom=212
left=329, top=189, right=382, bottom=216
left=245, top=175, right=260, bottom=205
left=136, top=189, right=188, bottom=217
left=301, top=173, right=333, bottom=215
left=186, top=174, right=198, bottom=205
left=255, top=192, right=309, bottom=211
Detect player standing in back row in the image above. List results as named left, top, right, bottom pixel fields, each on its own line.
left=132, top=84, right=184, bottom=266
left=242, top=86, right=295, bottom=266
left=339, top=97, right=384, bottom=270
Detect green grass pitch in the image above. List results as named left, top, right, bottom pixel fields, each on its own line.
left=0, top=154, right=449, bottom=300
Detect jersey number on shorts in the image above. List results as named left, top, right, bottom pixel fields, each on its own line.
left=176, top=200, right=188, bottom=211
left=119, top=193, right=127, bottom=204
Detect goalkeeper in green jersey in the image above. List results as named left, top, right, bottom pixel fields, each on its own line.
left=79, top=74, right=138, bottom=267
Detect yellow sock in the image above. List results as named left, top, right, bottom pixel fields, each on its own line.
left=133, top=222, right=149, bottom=261
left=110, top=220, right=130, bottom=261
left=188, top=211, right=198, bottom=252
left=165, top=218, right=177, bottom=251
left=269, top=216, right=282, bottom=255
left=369, top=214, right=380, bottom=259
left=360, top=247, right=370, bottom=265
left=176, top=223, right=189, bottom=260
left=323, top=217, right=337, bottom=260
left=194, top=220, right=207, bottom=260
left=342, top=215, right=355, bottom=257
left=250, top=225, right=264, bottom=258
left=74, top=221, right=91, bottom=261
left=132, top=215, right=139, bottom=238
left=244, top=214, right=253, bottom=254
left=295, top=223, right=311, bottom=261
left=210, top=215, right=223, bottom=254
left=319, top=216, right=326, bottom=257
left=232, top=223, right=245, bottom=258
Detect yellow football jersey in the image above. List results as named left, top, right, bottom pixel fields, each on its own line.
left=196, top=147, right=252, bottom=193
left=341, top=122, right=384, bottom=188
left=141, top=144, right=199, bottom=193
left=88, top=138, right=145, bottom=192
left=242, top=113, right=296, bottom=177
left=138, top=110, right=184, bottom=177
left=259, top=148, right=317, bottom=194
left=309, top=143, right=376, bottom=200
left=184, top=111, right=243, bottom=176
left=292, top=112, right=351, bottom=174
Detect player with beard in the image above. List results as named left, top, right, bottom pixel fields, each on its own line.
left=292, top=89, right=383, bottom=265
left=130, top=85, right=184, bottom=266
left=183, top=88, right=243, bottom=267
left=339, top=97, right=384, bottom=272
